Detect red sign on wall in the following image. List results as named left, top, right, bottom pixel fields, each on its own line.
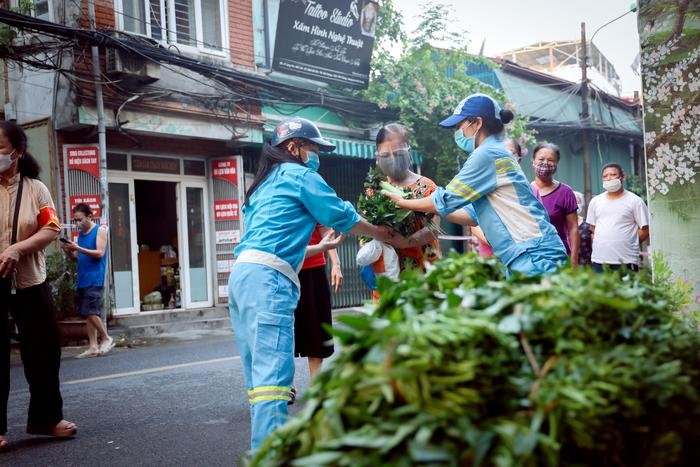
left=214, top=200, right=239, bottom=221
left=66, top=146, right=100, bottom=179
left=212, top=159, right=238, bottom=186
left=70, top=195, right=102, bottom=218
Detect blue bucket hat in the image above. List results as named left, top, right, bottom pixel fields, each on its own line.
left=439, top=93, right=502, bottom=128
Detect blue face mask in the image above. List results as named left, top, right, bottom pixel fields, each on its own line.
left=454, top=125, right=478, bottom=154
left=305, top=151, right=320, bottom=171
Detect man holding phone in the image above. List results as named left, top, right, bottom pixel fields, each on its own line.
left=62, top=203, right=113, bottom=358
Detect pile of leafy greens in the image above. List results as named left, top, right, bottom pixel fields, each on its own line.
left=356, top=165, right=438, bottom=240
left=250, top=254, right=700, bottom=466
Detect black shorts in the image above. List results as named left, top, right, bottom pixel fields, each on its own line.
left=77, top=286, right=103, bottom=317
left=294, top=266, right=333, bottom=358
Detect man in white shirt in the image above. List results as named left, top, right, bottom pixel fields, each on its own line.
left=586, top=163, right=649, bottom=272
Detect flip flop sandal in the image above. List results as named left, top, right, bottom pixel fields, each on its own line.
left=26, top=421, right=77, bottom=438
left=99, top=338, right=115, bottom=355
left=76, top=350, right=99, bottom=359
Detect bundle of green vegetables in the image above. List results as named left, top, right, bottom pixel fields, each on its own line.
left=250, top=254, right=700, bottom=466
left=356, top=166, right=438, bottom=240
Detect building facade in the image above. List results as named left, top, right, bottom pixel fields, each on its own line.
left=3, top=0, right=394, bottom=314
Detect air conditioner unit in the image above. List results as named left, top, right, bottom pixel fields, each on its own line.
left=105, top=48, right=160, bottom=84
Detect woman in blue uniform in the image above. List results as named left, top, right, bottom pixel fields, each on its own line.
left=385, top=93, right=566, bottom=276
left=228, top=117, right=392, bottom=451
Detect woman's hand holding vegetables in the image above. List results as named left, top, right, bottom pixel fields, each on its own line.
left=380, top=181, right=408, bottom=208
left=386, top=232, right=413, bottom=249
left=372, top=225, right=395, bottom=243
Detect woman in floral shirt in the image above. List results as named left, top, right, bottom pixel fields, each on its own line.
left=375, top=124, right=441, bottom=270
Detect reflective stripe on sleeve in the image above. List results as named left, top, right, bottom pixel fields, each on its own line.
left=446, top=179, right=480, bottom=202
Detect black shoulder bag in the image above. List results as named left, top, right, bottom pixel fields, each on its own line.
left=9, top=176, right=24, bottom=294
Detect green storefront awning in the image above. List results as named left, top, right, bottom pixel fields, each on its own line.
left=326, top=137, right=375, bottom=159
left=328, top=137, right=425, bottom=165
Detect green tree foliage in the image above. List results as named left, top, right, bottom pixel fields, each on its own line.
left=45, top=249, right=78, bottom=320
left=360, top=1, right=532, bottom=185
left=0, top=0, right=33, bottom=56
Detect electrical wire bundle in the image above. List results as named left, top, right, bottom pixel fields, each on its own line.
left=0, top=8, right=398, bottom=127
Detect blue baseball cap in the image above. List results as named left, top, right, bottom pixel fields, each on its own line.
left=439, top=93, right=502, bottom=128
left=271, top=117, right=336, bottom=151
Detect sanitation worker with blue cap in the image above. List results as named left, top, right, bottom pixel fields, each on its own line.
left=384, top=93, right=567, bottom=276
left=228, top=117, right=393, bottom=451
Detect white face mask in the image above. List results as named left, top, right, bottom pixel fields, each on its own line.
left=0, top=149, right=16, bottom=173
left=603, top=178, right=622, bottom=193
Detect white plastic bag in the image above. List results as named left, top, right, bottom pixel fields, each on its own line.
left=356, top=240, right=400, bottom=281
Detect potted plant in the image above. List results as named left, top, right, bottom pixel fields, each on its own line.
left=45, top=249, right=86, bottom=344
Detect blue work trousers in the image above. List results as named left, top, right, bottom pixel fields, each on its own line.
left=228, top=262, right=299, bottom=451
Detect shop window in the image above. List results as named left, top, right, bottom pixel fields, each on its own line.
left=252, top=0, right=279, bottom=68
left=115, top=0, right=226, bottom=54
left=10, top=0, right=50, bottom=21
left=32, top=0, right=50, bottom=20
left=183, top=159, right=206, bottom=176
left=107, top=152, right=128, bottom=171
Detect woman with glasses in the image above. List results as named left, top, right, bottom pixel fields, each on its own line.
left=374, top=123, right=441, bottom=269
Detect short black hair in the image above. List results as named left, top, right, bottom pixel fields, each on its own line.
left=376, top=123, right=409, bottom=146
left=533, top=142, right=561, bottom=162
left=73, top=203, right=93, bottom=216
left=601, top=163, right=624, bottom=176
left=504, top=138, right=522, bottom=157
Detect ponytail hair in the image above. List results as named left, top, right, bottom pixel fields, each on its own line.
left=467, top=108, right=515, bottom=136
left=0, top=120, right=41, bottom=179
left=18, top=153, right=41, bottom=179
left=499, top=109, right=514, bottom=124
left=244, top=142, right=305, bottom=205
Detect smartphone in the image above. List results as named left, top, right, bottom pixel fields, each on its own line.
left=59, top=237, right=69, bottom=243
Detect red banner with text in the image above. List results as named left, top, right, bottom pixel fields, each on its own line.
left=214, top=199, right=239, bottom=221
left=66, top=145, right=100, bottom=179
left=69, top=195, right=102, bottom=218
left=211, top=159, right=238, bottom=186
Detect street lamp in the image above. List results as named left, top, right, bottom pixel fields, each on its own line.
left=579, top=2, right=639, bottom=206
left=590, top=3, right=638, bottom=44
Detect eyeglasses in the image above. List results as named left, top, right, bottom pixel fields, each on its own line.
left=376, top=146, right=411, bottom=159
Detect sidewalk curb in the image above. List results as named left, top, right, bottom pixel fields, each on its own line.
left=9, top=306, right=371, bottom=366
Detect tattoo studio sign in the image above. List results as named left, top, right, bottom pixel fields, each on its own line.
left=273, top=0, right=379, bottom=88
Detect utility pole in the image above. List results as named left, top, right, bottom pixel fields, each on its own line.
left=87, top=0, right=111, bottom=320
left=580, top=22, right=592, bottom=207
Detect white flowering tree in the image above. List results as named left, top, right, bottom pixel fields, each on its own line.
left=638, top=0, right=700, bottom=307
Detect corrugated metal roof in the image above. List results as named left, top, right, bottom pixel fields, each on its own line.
left=492, top=68, right=642, bottom=135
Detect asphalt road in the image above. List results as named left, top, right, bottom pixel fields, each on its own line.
left=3, top=335, right=312, bottom=466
